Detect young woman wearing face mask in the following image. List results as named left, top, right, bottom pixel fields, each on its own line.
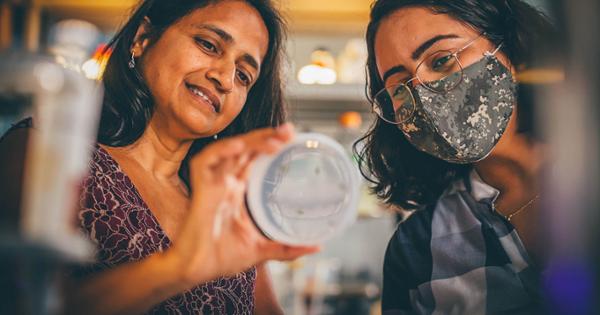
left=355, top=0, right=559, bottom=314
left=0, top=0, right=319, bottom=314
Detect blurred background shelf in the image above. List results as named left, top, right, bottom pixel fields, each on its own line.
left=287, top=82, right=373, bottom=132
left=287, top=82, right=367, bottom=102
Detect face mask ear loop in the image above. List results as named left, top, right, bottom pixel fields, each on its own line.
left=485, top=43, right=504, bottom=57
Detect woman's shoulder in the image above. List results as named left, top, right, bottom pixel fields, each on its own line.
left=78, top=146, right=160, bottom=261
left=390, top=205, right=436, bottom=246
left=386, top=181, right=483, bottom=260
left=87, top=145, right=121, bottom=177
left=81, top=145, right=145, bottom=210
left=384, top=205, right=435, bottom=274
left=85, top=145, right=133, bottom=189
left=382, top=205, right=436, bottom=310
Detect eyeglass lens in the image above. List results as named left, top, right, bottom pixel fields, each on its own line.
left=416, top=51, right=463, bottom=92
left=374, top=52, right=464, bottom=124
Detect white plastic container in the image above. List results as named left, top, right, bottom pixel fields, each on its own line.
left=247, top=133, right=360, bottom=245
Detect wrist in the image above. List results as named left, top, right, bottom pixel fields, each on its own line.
left=152, top=251, right=195, bottom=293
left=157, top=248, right=214, bottom=291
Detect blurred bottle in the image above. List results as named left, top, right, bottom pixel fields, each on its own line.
left=48, top=19, right=100, bottom=73
left=0, top=18, right=103, bottom=259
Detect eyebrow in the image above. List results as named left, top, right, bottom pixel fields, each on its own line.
left=412, top=34, right=459, bottom=60
left=192, top=24, right=260, bottom=72
left=382, top=65, right=407, bottom=83
left=381, top=34, right=459, bottom=84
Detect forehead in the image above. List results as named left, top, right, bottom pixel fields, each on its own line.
left=374, top=7, right=475, bottom=73
left=177, top=0, right=270, bottom=62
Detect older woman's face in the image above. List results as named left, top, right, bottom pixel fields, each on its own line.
left=137, top=0, right=269, bottom=139
left=374, top=7, right=512, bottom=88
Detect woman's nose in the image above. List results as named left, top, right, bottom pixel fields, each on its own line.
left=206, top=60, right=235, bottom=93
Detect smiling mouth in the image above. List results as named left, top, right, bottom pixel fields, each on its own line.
left=185, top=83, right=221, bottom=113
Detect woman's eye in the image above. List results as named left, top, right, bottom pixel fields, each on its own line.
left=432, top=54, right=453, bottom=71
left=236, top=70, right=251, bottom=86
left=195, top=38, right=217, bottom=53
left=391, top=85, right=410, bottom=100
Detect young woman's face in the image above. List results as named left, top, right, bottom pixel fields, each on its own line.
left=374, top=7, right=513, bottom=89
left=137, top=0, right=269, bottom=139
left=374, top=7, right=516, bottom=163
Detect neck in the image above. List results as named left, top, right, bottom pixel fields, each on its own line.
left=475, top=131, right=542, bottom=213
left=110, top=118, right=193, bottom=182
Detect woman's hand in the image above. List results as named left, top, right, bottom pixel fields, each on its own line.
left=164, top=124, right=319, bottom=288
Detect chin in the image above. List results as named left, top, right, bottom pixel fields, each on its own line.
left=173, top=113, right=214, bottom=139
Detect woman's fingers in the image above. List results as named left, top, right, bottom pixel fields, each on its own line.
left=260, top=241, right=321, bottom=261
left=192, top=123, right=294, bottom=167
left=231, top=125, right=294, bottom=180
left=227, top=204, right=319, bottom=261
left=191, top=138, right=246, bottom=167
left=189, top=124, right=295, bottom=195
left=238, top=122, right=294, bottom=145
left=231, top=123, right=294, bottom=157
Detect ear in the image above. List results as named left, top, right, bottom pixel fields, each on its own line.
left=131, top=17, right=152, bottom=58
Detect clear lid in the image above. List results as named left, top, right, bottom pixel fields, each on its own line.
left=247, top=133, right=360, bottom=245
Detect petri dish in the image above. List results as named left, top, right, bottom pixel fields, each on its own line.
left=247, top=133, right=360, bottom=246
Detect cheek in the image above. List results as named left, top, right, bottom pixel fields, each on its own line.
left=227, top=93, right=247, bottom=116
left=141, top=55, right=181, bottom=103
left=146, top=39, right=196, bottom=79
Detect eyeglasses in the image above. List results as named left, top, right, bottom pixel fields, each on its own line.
left=372, top=33, right=500, bottom=124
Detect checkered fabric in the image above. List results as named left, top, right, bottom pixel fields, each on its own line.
left=382, top=171, right=543, bottom=315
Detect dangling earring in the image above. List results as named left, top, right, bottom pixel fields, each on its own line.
left=128, top=52, right=136, bottom=69
left=213, top=134, right=218, bottom=140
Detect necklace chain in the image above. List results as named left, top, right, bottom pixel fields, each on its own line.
left=504, top=195, right=540, bottom=222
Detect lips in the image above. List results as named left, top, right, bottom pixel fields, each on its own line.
left=185, top=82, right=221, bottom=113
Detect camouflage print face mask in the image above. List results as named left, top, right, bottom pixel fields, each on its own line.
left=399, top=55, right=516, bottom=164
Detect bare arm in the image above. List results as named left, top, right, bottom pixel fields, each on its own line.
left=65, top=253, right=190, bottom=315
left=0, top=126, right=186, bottom=314
left=65, top=125, right=319, bottom=314
left=254, top=263, right=284, bottom=315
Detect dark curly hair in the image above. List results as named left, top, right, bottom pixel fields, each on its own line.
left=98, top=0, right=287, bottom=185
left=355, top=0, right=559, bottom=210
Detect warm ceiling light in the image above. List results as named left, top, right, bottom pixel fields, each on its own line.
left=82, top=44, right=111, bottom=80
left=297, top=47, right=337, bottom=85
left=82, top=58, right=102, bottom=80
left=298, top=64, right=337, bottom=85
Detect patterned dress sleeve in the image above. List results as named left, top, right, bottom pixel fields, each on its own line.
left=76, top=148, right=124, bottom=274
left=76, top=147, right=165, bottom=273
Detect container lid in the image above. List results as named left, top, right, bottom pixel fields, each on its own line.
left=247, top=133, right=360, bottom=245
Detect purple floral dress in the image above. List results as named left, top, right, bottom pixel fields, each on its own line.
left=78, top=145, right=256, bottom=314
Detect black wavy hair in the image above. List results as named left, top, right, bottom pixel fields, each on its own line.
left=98, top=0, right=287, bottom=185
left=355, top=0, right=559, bottom=210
